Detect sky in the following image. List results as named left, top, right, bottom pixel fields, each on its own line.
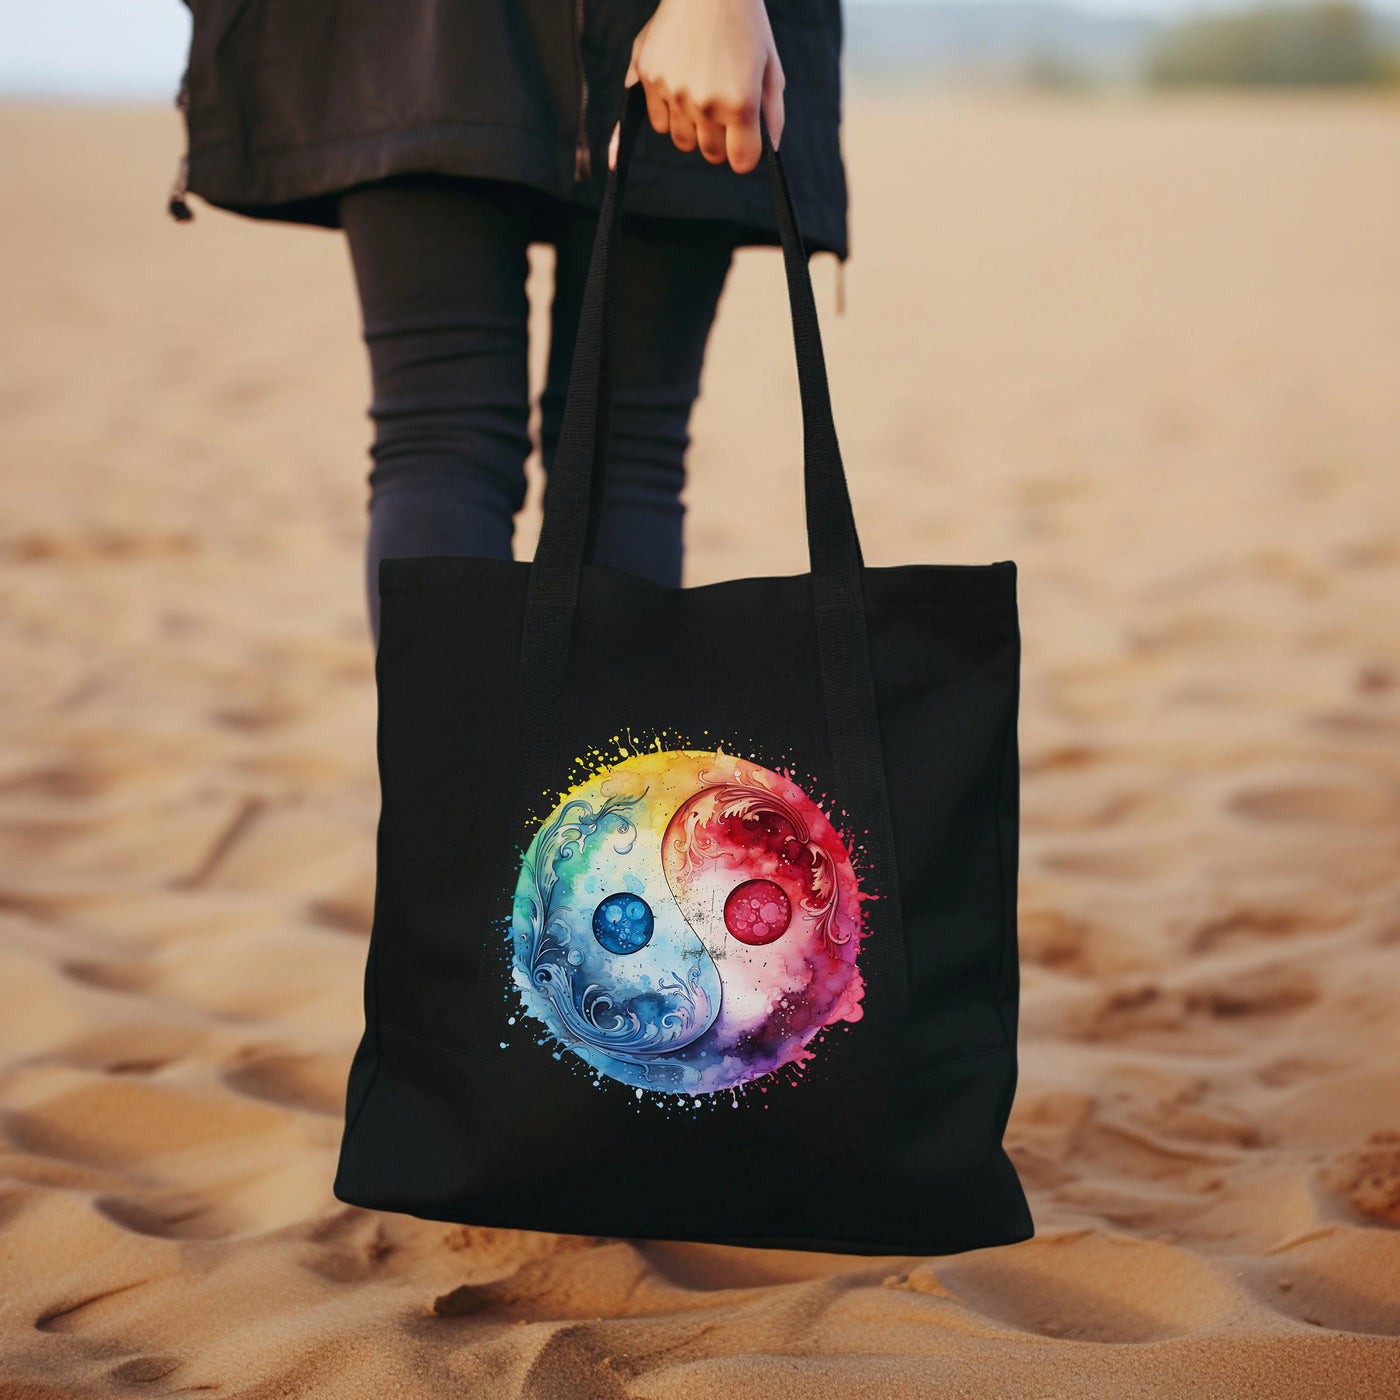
left=0, top=0, right=191, bottom=99
left=0, top=0, right=1393, bottom=99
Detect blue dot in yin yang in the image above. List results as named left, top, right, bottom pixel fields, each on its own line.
left=592, top=892, right=654, bottom=955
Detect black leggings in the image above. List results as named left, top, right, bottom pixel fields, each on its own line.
left=339, top=178, right=736, bottom=637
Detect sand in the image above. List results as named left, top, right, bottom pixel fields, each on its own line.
left=1, top=92, right=1398, bottom=1398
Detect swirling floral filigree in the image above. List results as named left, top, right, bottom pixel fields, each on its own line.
left=517, top=793, right=637, bottom=960
left=515, top=792, right=717, bottom=1064
left=668, top=780, right=847, bottom=950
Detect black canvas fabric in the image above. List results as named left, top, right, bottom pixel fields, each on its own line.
left=334, top=88, right=1033, bottom=1255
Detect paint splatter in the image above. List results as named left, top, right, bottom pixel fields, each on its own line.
left=510, top=750, right=867, bottom=1097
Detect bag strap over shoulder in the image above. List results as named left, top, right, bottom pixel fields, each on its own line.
left=513, top=86, right=910, bottom=1034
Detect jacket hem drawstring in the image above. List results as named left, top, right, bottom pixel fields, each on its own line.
left=168, top=75, right=194, bottom=222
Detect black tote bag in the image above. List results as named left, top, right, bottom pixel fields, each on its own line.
left=334, top=88, right=1033, bottom=1255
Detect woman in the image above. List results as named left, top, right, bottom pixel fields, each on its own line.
left=176, top=0, right=847, bottom=636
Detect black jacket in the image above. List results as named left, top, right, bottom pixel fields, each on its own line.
left=179, top=0, right=848, bottom=257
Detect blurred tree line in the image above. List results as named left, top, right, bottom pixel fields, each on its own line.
left=1147, top=2, right=1399, bottom=85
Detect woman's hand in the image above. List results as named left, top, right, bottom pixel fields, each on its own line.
left=609, top=0, right=784, bottom=174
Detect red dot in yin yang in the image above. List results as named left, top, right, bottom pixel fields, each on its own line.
left=723, top=879, right=793, bottom=945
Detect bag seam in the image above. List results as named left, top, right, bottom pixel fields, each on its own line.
left=992, top=682, right=1020, bottom=1058
left=906, top=1041, right=1009, bottom=1077
left=382, top=1013, right=502, bottom=1064
left=342, top=947, right=383, bottom=1145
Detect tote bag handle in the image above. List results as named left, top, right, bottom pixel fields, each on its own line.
left=529, top=84, right=863, bottom=600
left=516, top=85, right=910, bottom=1029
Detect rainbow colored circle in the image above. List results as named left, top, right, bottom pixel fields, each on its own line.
left=510, top=750, right=867, bottom=1096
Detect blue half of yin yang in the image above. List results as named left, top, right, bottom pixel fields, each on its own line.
left=510, top=793, right=722, bottom=1089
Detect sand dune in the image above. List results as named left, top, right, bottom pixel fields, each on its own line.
left=1, top=93, right=1398, bottom=1397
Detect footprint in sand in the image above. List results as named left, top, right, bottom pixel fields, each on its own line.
left=108, top=1355, right=183, bottom=1384
left=224, top=1050, right=349, bottom=1116
left=54, top=1024, right=207, bottom=1075
left=306, top=871, right=376, bottom=936
left=95, top=1192, right=232, bottom=1240
left=61, top=958, right=153, bottom=994
left=0, top=528, right=197, bottom=564
left=1189, top=897, right=1356, bottom=954
left=1324, top=1133, right=1400, bottom=1227
left=1180, top=964, right=1321, bottom=1019
left=0, top=759, right=115, bottom=801
left=3, top=1077, right=291, bottom=1168
left=1256, top=1229, right=1400, bottom=1337
left=35, top=1279, right=151, bottom=1334
left=1017, top=908, right=1152, bottom=977
left=299, top=1208, right=542, bottom=1285
left=1041, top=839, right=1187, bottom=881
left=1016, top=908, right=1095, bottom=973
left=1229, top=781, right=1400, bottom=827
left=1074, top=964, right=1319, bottom=1041
left=936, top=1233, right=1245, bottom=1343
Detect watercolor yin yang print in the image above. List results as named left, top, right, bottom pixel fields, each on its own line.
left=510, top=751, right=868, bottom=1097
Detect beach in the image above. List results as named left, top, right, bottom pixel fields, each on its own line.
left=1, top=92, right=1398, bottom=1397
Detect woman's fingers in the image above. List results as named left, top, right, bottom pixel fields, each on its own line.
left=667, top=102, right=699, bottom=153
left=724, top=110, right=762, bottom=173
left=693, top=107, right=730, bottom=165
left=631, top=81, right=759, bottom=170
left=623, top=72, right=775, bottom=172
left=627, top=0, right=783, bottom=173
left=643, top=81, right=672, bottom=137
left=633, top=87, right=765, bottom=172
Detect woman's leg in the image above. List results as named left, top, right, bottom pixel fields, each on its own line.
left=340, top=178, right=535, bottom=638
left=540, top=213, right=736, bottom=588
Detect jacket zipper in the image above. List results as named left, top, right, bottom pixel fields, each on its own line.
left=168, top=74, right=194, bottom=221
left=572, top=0, right=592, bottom=182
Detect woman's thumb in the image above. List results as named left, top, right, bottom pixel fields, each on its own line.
left=626, top=29, right=646, bottom=87
left=761, top=55, right=785, bottom=150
